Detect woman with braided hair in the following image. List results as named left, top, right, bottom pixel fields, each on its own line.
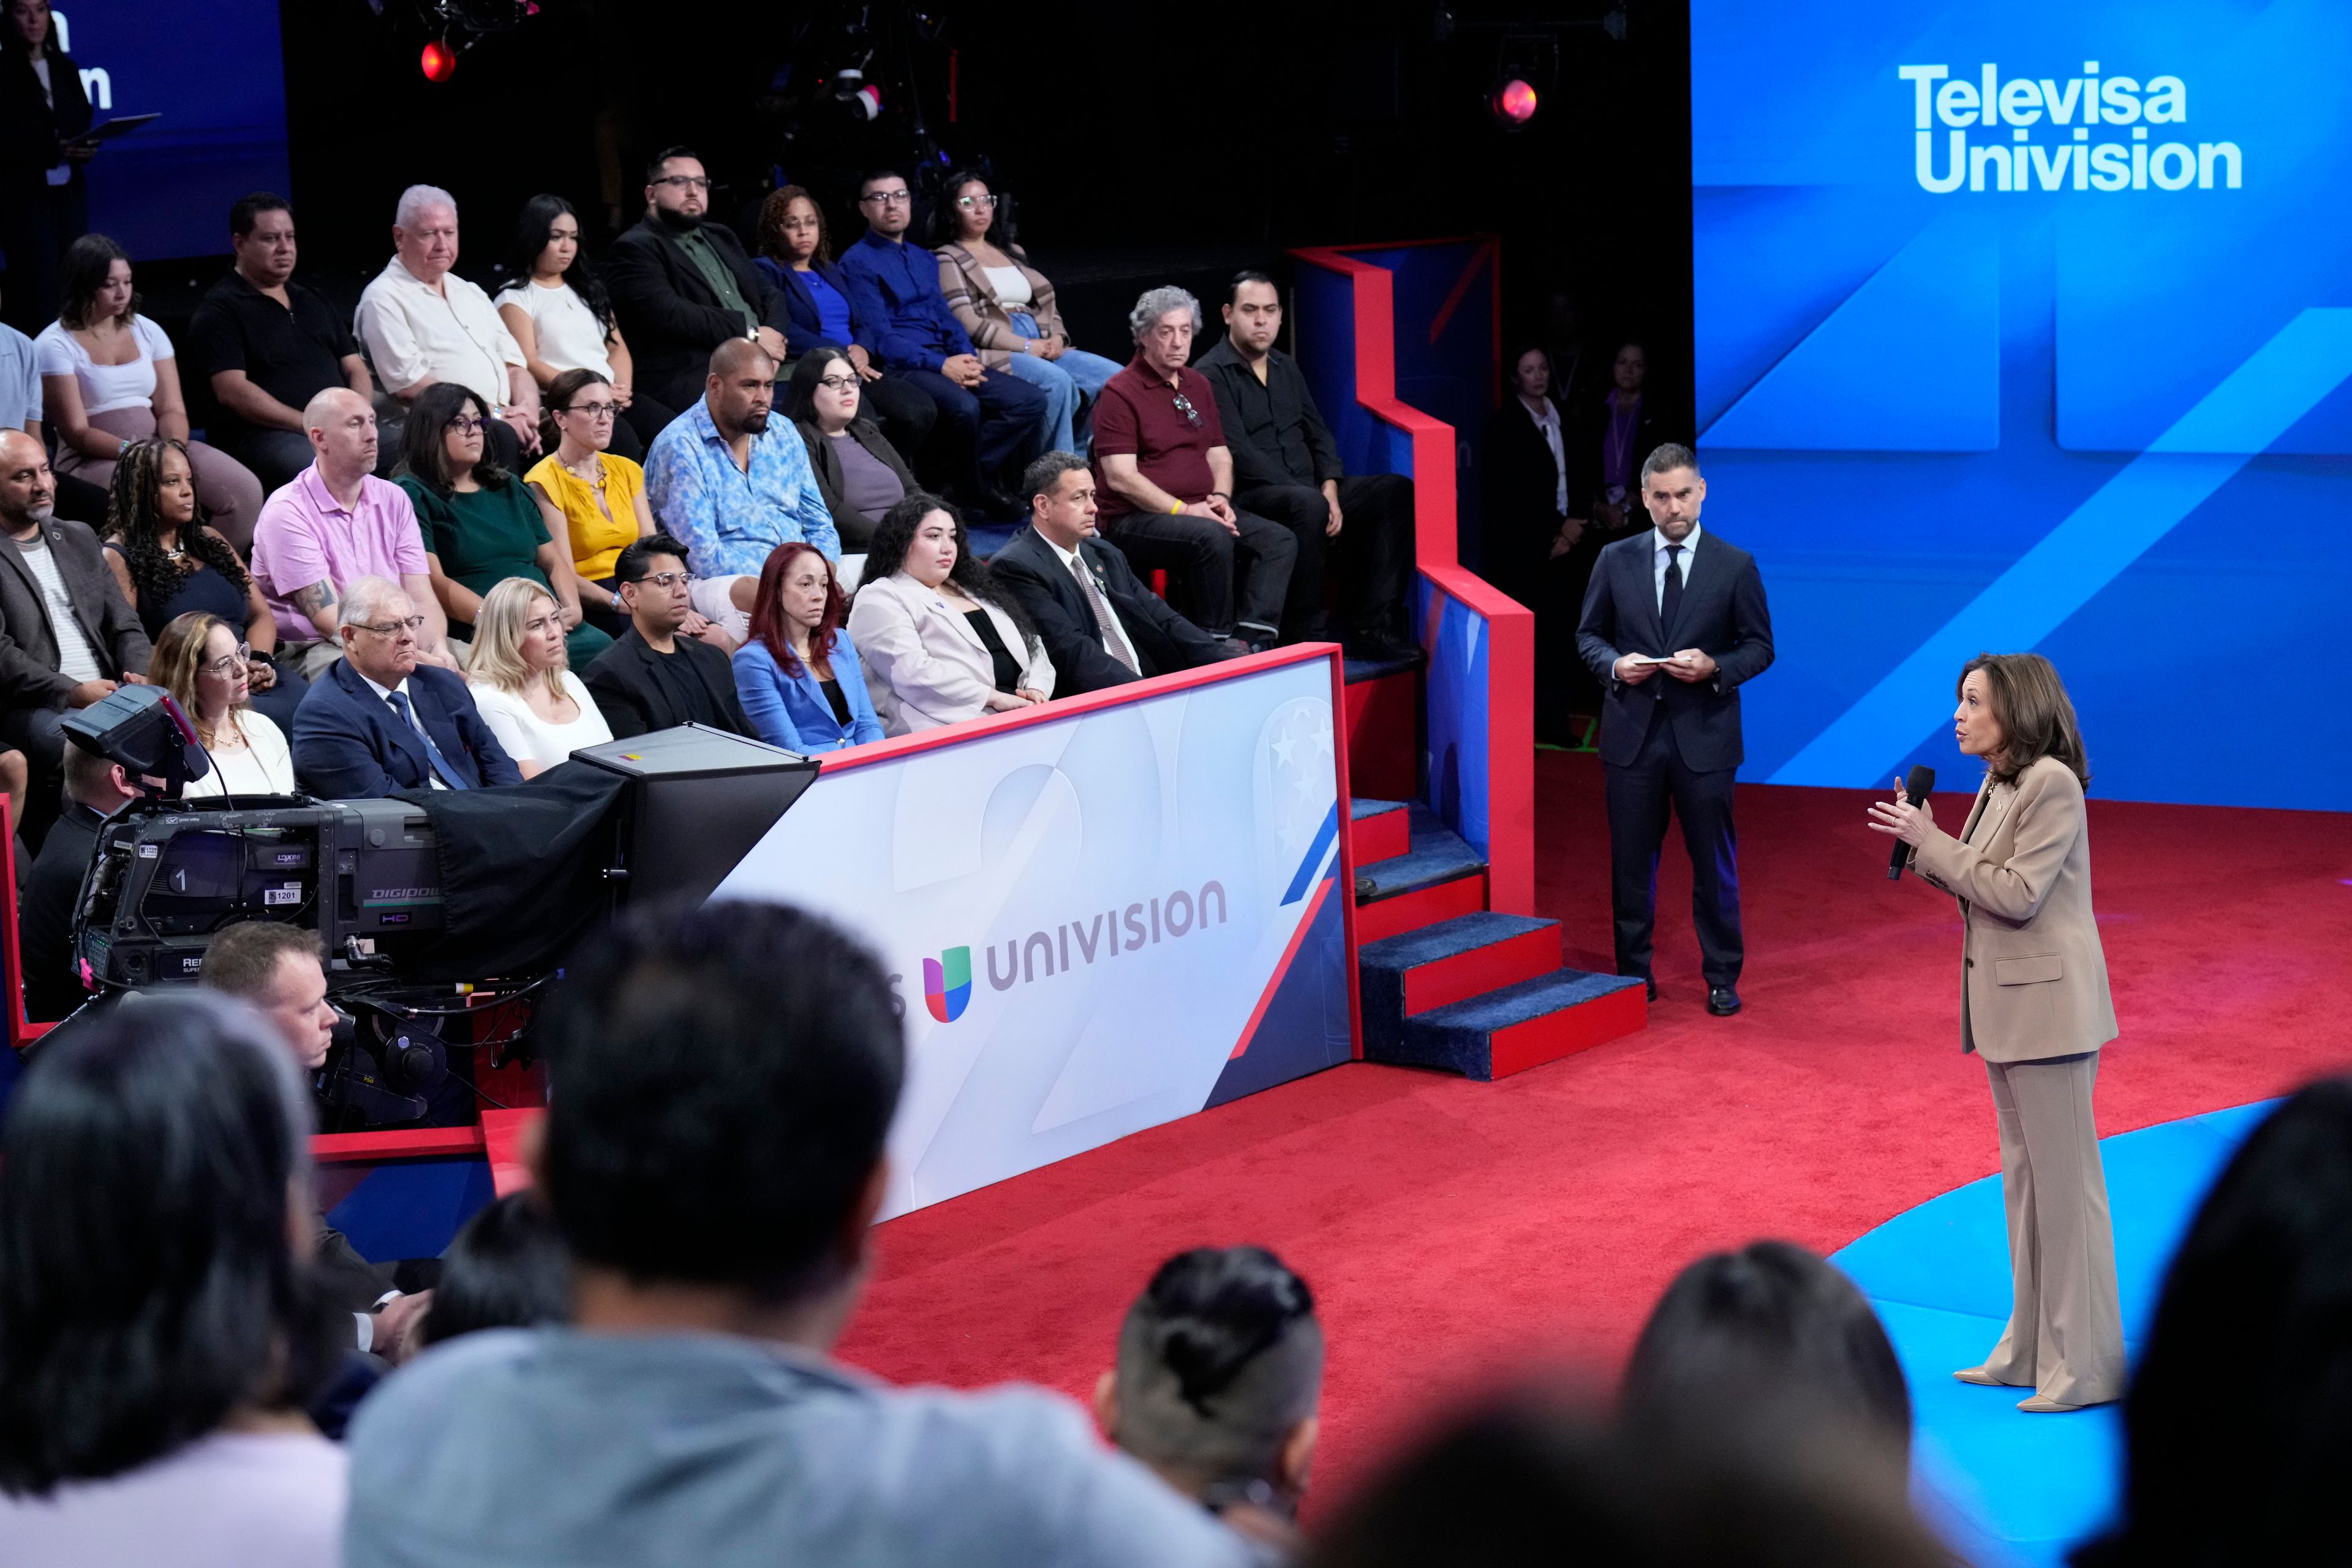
left=99, top=435, right=306, bottom=731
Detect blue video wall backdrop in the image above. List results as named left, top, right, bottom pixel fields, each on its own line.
left=57, top=1, right=291, bottom=260
left=1694, top=0, right=2352, bottom=809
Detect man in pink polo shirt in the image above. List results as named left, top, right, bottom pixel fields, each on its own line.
left=251, top=388, right=455, bottom=674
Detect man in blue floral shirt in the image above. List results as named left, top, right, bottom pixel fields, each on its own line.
left=644, top=339, right=838, bottom=636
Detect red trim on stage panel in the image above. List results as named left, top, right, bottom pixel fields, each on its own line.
left=1228, top=875, right=1337, bottom=1061
left=1427, top=243, right=1492, bottom=347
left=313, top=1126, right=485, bottom=1163
left=1289, top=247, right=1460, bottom=573
left=480, top=1107, right=543, bottom=1197
left=1, top=799, right=53, bottom=1051
left=812, top=644, right=1343, bottom=777
left=1425, top=562, right=1537, bottom=916
left=1327, top=652, right=1365, bottom=1062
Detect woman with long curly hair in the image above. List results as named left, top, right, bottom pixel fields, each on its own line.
left=845, top=493, right=1053, bottom=733
left=99, top=435, right=305, bottom=730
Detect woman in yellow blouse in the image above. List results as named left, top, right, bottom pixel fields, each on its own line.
left=525, top=368, right=654, bottom=636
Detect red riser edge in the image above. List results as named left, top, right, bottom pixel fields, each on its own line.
left=1343, top=669, right=1418, bottom=802
left=1351, top=808, right=1411, bottom=865
left=1354, top=872, right=1485, bottom=945
left=1400, top=926, right=1559, bottom=1017
left=1486, top=986, right=1648, bottom=1080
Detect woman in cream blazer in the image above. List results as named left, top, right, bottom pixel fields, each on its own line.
left=845, top=495, right=1055, bottom=735
left=1870, top=651, right=2125, bottom=1414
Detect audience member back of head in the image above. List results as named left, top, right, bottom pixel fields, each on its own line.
left=1620, top=1239, right=1912, bottom=1479
left=344, top=899, right=1251, bottom=1568
left=0, top=993, right=345, bottom=1568
left=417, top=1193, right=570, bottom=1348
left=2073, top=1077, right=2352, bottom=1567
left=1310, top=1387, right=1949, bottom=1568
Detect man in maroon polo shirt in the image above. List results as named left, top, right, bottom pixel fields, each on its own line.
left=1090, top=286, right=1294, bottom=652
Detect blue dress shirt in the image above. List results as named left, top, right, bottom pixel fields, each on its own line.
left=837, top=231, right=976, bottom=374
left=733, top=627, right=886, bottom=752
left=643, top=399, right=840, bottom=579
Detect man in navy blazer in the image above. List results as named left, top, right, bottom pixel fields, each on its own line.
left=292, top=578, right=521, bottom=799
left=1575, top=444, right=1773, bottom=1016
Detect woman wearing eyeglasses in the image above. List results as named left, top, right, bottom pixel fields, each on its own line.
left=930, top=172, right=1122, bottom=458
left=780, top=349, right=913, bottom=553
left=524, top=368, right=655, bottom=637
left=100, top=435, right=307, bottom=733
left=150, top=611, right=296, bottom=797
left=396, top=382, right=612, bottom=671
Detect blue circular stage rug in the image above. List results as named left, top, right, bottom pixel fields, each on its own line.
left=1831, top=1101, right=2276, bottom=1567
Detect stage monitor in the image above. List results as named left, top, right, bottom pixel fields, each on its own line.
left=58, top=1, right=292, bottom=260
left=1692, top=0, right=2352, bottom=809
left=569, top=725, right=820, bottom=908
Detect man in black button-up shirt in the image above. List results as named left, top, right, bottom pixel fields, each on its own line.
left=187, top=194, right=374, bottom=496
left=1196, top=271, right=1417, bottom=661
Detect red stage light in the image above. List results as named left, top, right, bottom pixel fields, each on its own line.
left=1493, top=77, right=1539, bottom=126
left=420, top=39, right=458, bottom=83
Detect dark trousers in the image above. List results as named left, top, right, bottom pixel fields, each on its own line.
left=230, top=429, right=320, bottom=494
left=1235, top=472, right=1415, bottom=641
left=859, top=374, right=938, bottom=469
left=614, top=391, right=681, bottom=462
left=898, top=366, right=1046, bottom=500
left=1605, top=707, right=1743, bottom=989
left=48, top=470, right=110, bottom=529
left=1100, top=505, right=1294, bottom=640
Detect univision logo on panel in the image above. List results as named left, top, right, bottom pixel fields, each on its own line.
left=916, top=881, right=1233, bottom=1027
left=1898, top=64, right=2242, bottom=194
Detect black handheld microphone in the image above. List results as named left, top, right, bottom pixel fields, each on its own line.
left=1887, top=765, right=1936, bottom=880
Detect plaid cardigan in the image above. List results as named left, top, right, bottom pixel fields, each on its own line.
left=934, top=241, right=1072, bottom=368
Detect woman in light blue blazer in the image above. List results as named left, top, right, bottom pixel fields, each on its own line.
left=733, top=542, right=884, bottom=752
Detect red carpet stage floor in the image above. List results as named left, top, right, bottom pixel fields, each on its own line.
left=837, top=753, right=2352, bottom=1517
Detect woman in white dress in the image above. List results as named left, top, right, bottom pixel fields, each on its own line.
left=495, top=195, right=667, bottom=460
left=151, top=612, right=296, bottom=798
left=464, top=576, right=613, bottom=777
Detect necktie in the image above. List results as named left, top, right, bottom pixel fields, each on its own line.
left=1659, top=541, right=1684, bottom=638
left=1071, top=551, right=1139, bottom=674
left=385, top=690, right=470, bottom=790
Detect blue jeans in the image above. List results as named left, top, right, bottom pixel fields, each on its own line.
left=996, top=312, right=1123, bottom=457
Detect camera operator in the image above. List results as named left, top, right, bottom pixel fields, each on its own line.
left=17, top=741, right=135, bottom=1022
left=200, top=920, right=432, bottom=1362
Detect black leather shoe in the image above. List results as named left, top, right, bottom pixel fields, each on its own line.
left=1645, top=978, right=1658, bottom=1003
left=1707, top=986, right=1742, bottom=1016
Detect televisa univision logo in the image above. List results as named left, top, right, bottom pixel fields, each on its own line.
left=916, top=880, right=1232, bottom=1025
left=924, top=946, right=973, bottom=1023
left=1897, top=63, right=2242, bottom=194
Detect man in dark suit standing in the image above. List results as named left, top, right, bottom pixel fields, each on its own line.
left=292, top=578, right=521, bottom=798
left=581, top=533, right=756, bottom=739
left=990, top=453, right=1235, bottom=696
left=1576, top=443, right=1773, bottom=1016
left=603, top=148, right=794, bottom=418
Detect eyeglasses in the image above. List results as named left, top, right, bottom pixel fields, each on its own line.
left=860, top=190, right=913, bottom=206
left=628, top=571, right=688, bottom=589
left=562, top=401, right=618, bottom=419
left=654, top=175, right=713, bottom=190
left=816, top=375, right=859, bottom=393
left=200, top=643, right=253, bottom=679
left=1170, top=391, right=1204, bottom=428
left=355, top=616, right=428, bottom=637
left=956, top=193, right=996, bottom=209
left=445, top=417, right=487, bottom=434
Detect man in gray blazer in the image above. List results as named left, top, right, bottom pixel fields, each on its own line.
left=1576, top=442, right=1773, bottom=1016
left=0, top=429, right=152, bottom=782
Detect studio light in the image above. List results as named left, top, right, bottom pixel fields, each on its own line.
left=420, top=37, right=458, bottom=81
left=1492, top=77, right=1539, bottom=127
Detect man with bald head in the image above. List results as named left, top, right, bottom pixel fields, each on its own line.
left=0, top=428, right=149, bottom=793
left=354, top=184, right=539, bottom=466
left=251, top=388, right=456, bottom=677
left=643, top=338, right=838, bottom=637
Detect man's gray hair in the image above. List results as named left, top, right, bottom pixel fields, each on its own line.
left=337, top=576, right=407, bottom=630
left=1640, top=442, right=1701, bottom=484
left=394, top=184, right=458, bottom=230
left=1022, top=450, right=1091, bottom=507
left=1129, top=286, right=1202, bottom=344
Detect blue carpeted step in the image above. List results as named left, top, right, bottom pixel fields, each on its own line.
left=1372, top=968, right=1646, bottom=1082
left=1355, top=818, right=1483, bottom=904
left=1351, top=797, right=1411, bottom=863
left=1359, top=912, right=1562, bottom=1054
left=1343, top=650, right=1423, bottom=684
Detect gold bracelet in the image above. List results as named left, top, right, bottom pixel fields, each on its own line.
left=1168, top=499, right=1183, bottom=514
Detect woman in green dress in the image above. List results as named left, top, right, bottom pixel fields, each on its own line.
left=395, top=382, right=611, bottom=670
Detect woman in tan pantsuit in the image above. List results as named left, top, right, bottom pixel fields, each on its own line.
left=1868, top=652, right=2125, bottom=1412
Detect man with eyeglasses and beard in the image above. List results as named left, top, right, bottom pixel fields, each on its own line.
left=1090, top=287, right=1294, bottom=655
left=605, top=147, right=796, bottom=417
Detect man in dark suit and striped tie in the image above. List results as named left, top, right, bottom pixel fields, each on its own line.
left=1575, top=443, right=1774, bottom=1016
